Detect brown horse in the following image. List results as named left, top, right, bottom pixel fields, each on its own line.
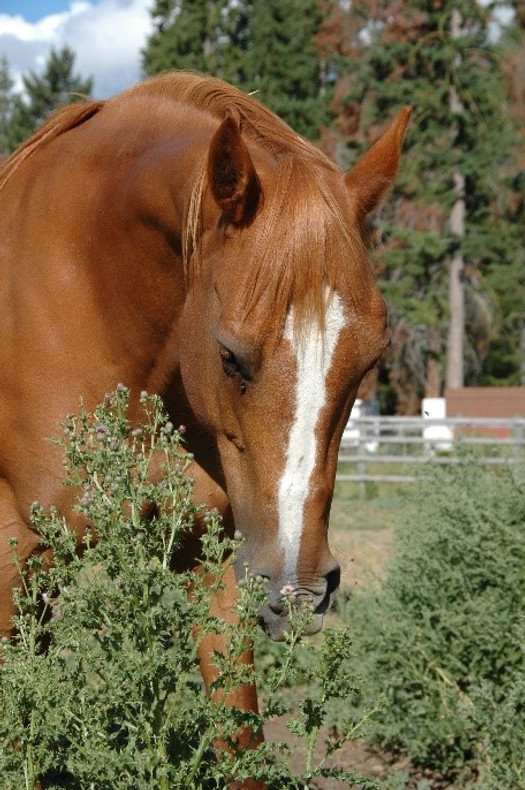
left=0, top=72, right=409, bottom=779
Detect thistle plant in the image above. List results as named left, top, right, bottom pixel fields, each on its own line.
left=0, top=387, right=378, bottom=790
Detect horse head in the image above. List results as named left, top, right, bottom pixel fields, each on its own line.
left=179, top=107, right=410, bottom=640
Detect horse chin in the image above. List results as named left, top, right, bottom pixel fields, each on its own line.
left=258, top=606, right=325, bottom=642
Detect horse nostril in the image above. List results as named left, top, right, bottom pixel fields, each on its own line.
left=268, top=599, right=286, bottom=616
left=325, top=566, right=341, bottom=598
left=310, top=567, right=341, bottom=616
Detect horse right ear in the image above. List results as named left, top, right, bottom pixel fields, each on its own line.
left=344, top=106, right=412, bottom=221
left=207, top=116, right=262, bottom=226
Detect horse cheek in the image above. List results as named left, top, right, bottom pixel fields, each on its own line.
left=178, top=310, right=218, bottom=432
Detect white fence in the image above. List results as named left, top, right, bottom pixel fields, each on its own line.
left=337, top=415, right=525, bottom=493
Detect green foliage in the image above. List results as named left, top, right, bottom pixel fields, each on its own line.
left=243, top=0, right=329, bottom=139
left=0, top=54, right=14, bottom=154
left=142, top=0, right=329, bottom=139
left=346, top=458, right=525, bottom=787
left=7, top=46, right=92, bottom=150
left=330, top=0, right=524, bottom=397
left=143, top=0, right=246, bottom=81
left=0, top=387, right=376, bottom=789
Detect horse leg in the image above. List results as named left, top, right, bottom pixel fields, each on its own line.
left=175, top=458, right=265, bottom=787
left=196, top=560, right=265, bottom=790
left=0, top=478, right=46, bottom=638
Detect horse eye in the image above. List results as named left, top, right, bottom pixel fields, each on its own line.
left=219, top=345, right=249, bottom=394
left=219, top=345, right=238, bottom=377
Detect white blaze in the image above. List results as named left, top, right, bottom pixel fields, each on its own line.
left=277, top=291, right=346, bottom=579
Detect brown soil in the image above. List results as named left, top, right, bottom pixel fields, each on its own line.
left=263, top=715, right=408, bottom=788
left=263, top=714, right=465, bottom=788
left=329, top=527, right=394, bottom=591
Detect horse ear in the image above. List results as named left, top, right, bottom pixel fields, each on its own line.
left=344, top=106, right=412, bottom=220
left=207, top=116, right=262, bottom=226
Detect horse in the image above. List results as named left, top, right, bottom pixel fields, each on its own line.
left=0, top=71, right=410, bottom=784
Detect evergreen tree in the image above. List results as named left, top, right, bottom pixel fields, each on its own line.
left=7, top=46, right=92, bottom=150
left=323, top=0, right=520, bottom=411
left=482, top=4, right=525, bottom=386
left=142, top=0, right=330, bottom=139
left=0, top=55, right=14, bottom=155
left=142, top=0, right=250, bottom=83
left=244, top=0, right=329, bottom=138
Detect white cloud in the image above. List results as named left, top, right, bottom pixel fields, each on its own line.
left=0, top=0, right=153, bottom=99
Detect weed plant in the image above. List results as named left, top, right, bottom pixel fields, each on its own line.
left=0, top=387, right=378, bottom=790
left=346, top=456, right=525, bottom=788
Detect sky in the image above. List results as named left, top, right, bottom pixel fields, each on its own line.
left=0, top=0, right=154, bottom=98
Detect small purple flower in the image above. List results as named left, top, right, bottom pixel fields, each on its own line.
left=95, top=424, right=109, bottom=435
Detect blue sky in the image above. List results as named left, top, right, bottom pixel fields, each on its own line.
left=1, top=2, right=72, bottom=22
left=0, top=1, right=153, bottom=98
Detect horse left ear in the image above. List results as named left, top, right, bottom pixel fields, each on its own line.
left=208, top=116, right=262, bottom=226
left=344, top=106, right=412, bottom=221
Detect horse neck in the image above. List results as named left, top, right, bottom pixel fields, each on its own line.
left=83, top=116, right=223, bottom=370
left=33, top=122, right=212, bottom=395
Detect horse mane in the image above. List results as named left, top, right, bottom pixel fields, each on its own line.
left=127, top=72, right=367, bottom=335
left=0, top=100, right=105, bottom=191
left=1, top=72, right=369, bottom=334
left=127, top=71, right=335, bottom=170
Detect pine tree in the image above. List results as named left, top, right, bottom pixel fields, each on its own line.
left=482, top=4, right=525, bottom=385
left=142, top=0, right=249, bottom=82
left=243, top=0, right=329, bottom=138
left=7, top=46, right=92, bottom=150
left=324, top=0, right=520, bottom=411
left=0, top=55, right=14, bottom=155
left=142, top=0, right=330, bottom=139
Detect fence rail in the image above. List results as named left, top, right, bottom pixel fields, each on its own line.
left=337, top=415, right=525, bottom=493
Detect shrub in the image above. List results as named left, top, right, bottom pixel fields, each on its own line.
left=347, top=456, right=525, bottom=787
left=0, top=387, right=378, bottom=790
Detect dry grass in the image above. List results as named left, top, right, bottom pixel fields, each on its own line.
left=328, top=487, right=408, bottom=591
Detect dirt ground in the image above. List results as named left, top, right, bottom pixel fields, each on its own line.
left=263, top=715, right=407, bottom=789
left=263, top=714, right=462, bottom=789
left=329, top=527, right=394, bottom=591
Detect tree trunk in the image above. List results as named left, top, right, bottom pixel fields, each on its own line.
left=446, top=9, right=466, bottom=390
left=520, top=324, right=525, bottom=386
left=425, top=327, right=442, bottom=397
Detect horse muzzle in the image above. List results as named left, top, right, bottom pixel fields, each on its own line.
left=255, top=567, right=341, bottom=642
